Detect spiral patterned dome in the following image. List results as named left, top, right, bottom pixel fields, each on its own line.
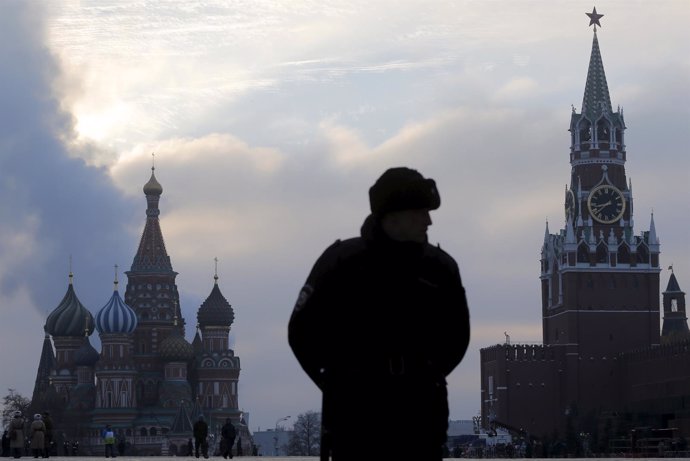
left=74, top=337, right=99, bottom=367
left=96, top=285, right=137, bottom=334
left=197, top=277, right=234, bottom=328
left=45, top=275, right=94, bottom=338
left=159, top=329, right=194, bottom=362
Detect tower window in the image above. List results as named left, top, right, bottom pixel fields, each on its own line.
left=672, top=299, right=678, bottom=312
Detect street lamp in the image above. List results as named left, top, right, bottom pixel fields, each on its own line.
left=274, top=416, right=291, bottom=456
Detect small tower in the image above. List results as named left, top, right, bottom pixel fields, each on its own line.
left=195, top=265, right=241, bottom=431
left=94, top=268, right=138, bottom=428
left=661, top=269, right=689, bottom=343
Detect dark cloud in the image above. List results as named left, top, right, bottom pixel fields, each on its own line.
left=0, top=3, right=136, bottom=318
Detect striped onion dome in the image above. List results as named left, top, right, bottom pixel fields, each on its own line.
left=45, top=273, right=95, bottom=337
left=74, top=337, right=99, bottom=367
left=96, top=279, right=137, bottom=334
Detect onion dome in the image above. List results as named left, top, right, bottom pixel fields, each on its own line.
left=45, top=273, right=95, bottom=337
left=160, top=318, right=194, bottom=362
left=143, top=166, right=163, bottom=196
left=74, top=337, right=99, bottom=367
left=197, top=274, right=234, bottom=328
left=96, top=275, right=137, bottom=334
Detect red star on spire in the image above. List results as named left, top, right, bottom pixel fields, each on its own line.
left=586, top=7, right=604, bottom=29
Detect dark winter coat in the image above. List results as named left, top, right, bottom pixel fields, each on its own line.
left=289, top=214, right=470, bottom=458
left=221, top=422, right=236, bottom=441
left=193, top=420, right=208, bottom=440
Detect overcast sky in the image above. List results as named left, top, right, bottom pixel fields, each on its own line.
left=1, top=1, right=688, bottom=433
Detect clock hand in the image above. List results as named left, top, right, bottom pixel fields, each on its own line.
left=592, top=201, right=611, bottom=210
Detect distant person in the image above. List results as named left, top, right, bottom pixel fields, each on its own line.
left=289, top=167, right=471, bottom=460
left=9, top=411, right=25, bottom=459
left=117, top=435, right=126, bottom=456
left=40, top=413, right=52, bottom=458
left=192, top=416, right=208, bottom=459
left=102, top=425, right=115, bottom=458
left=187, top=438, right=194, bottom=457
left=2, top=430, right=10, bottom=457
left=29, top=414, right=46, bottom=459
left=220, top=418, right=236, bottom=459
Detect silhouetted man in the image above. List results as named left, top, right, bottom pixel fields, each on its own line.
left=193, top=416, right=208, bottom=459
left=289, top=167, right=471, bottom=460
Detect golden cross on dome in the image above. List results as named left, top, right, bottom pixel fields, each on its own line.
left=214, top=257, right=219, bottom=283
left=586, top=6, right=604, bottom=30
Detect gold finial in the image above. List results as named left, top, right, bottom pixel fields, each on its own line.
left=84, top=314, right=90, bottom=337
left=151, top=152, right=155, bottom=171
left=214, top=257, right=219, bottom=284
left=114, top=264, right=119, bottom=290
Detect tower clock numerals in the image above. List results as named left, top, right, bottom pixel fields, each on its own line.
left=587, top=184, right=625, bottom=224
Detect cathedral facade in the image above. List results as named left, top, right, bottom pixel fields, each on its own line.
left=30, top=168, right=251, bottom=456
left=479, top=10, right=690, bottom=451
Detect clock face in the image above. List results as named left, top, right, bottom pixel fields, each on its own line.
left=587, top=184, right=625, bottom=224
left=565, top=189, right=576, bottom=220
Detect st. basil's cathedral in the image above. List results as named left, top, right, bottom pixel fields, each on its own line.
left=29, top=168, right=252, bottom=456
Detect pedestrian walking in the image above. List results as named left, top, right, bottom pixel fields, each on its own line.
left=289, top=167, right=471, bottom=460
left=220, top=419, right=236, bottom=459
left=192, top=416, right=208, bottom=459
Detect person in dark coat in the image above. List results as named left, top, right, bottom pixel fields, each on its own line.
left=289, top=167, right=471, bottom=461
left=192, top=416, right=208, bottom=459
left=220, top=419, right=236, bottom=459
left=2, top=430, right=11, bottom=457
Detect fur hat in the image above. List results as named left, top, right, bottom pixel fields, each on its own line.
left=369, top=167, right=440, bottom=216
left=12, top=411, right=21, bottom=418
left=34, top=414, right=42, bottom=421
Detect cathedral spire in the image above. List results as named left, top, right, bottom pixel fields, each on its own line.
left=129, top=165, right=174, bottom=273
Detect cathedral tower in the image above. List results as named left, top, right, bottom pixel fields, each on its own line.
left=125, top=166, right=182, bottom=406
left=194, top=269, right=242, bottom=429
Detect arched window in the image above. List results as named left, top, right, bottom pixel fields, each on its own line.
left=596, top=119, right=610, bottom=146
left=140, top=427, right=148, bottom=437
left=150, top=427, right=158, bottom=436
left=579, top=120, right=592, bottom=147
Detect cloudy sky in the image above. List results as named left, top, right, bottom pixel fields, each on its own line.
left=1, top=1, right=688, bottom=432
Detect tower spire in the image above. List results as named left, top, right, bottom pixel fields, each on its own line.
left=582, top=8, right=612, bottom=119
